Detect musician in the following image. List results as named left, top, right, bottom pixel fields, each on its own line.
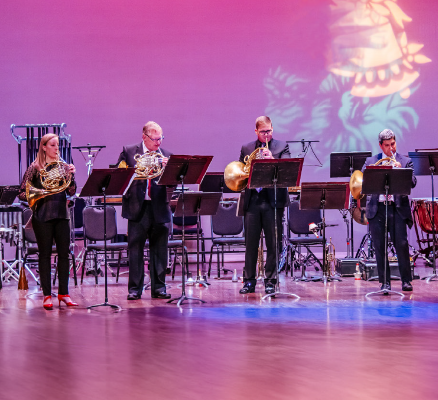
left=362, top=129, right=417, bottom=291
left=117, top=121, right=172, bottom=300
left=239, top=116, right=291, bottom=294
left=18, top=133, right=77, bottom=310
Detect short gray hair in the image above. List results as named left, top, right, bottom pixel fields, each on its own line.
left=142, top=121, right=162, bottom=135
left=378, top=129, right=396, bottom=144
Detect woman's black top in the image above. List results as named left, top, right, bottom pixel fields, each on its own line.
left=18, top=164, right=77, bottom=222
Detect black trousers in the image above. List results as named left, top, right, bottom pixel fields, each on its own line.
left=368, top=202, right=412, bottom=284
left=32, top=217, right=71, bottom=296
left=127, top=201, right=169, bottom=296
left=243, top=190, right=283, bottom=285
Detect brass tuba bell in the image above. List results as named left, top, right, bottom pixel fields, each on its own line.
left=224, top=139, right=268, bottom=191
left=26, top=160, right=72, bottom=210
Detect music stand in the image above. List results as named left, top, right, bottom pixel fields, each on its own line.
left=199, top=172, right=235, bottom=194
left=80, top=168, right=135, bottom=311
left=330, top=152, right=371, bottom=257
left=73, top=144, right=106, bottom=177
left=300, top=182, right=349, bottom=283
left=174, top=192, right=222, bottom=287
left=409, top=151, right=438, bottom=282
left=362, top=167, right=413, bottom=297
left=158, top=155, right=213, bottom=306
left=247, top=158, right=303, bottom=300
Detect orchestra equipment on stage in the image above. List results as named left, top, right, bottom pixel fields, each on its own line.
left=11, top=123, right=72, bottom=182
left=2, top=125, right=434, bottom=299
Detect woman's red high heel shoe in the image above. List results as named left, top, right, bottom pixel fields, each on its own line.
left=43, top=296, right=53, bottom=310
left=58, top=294, right=78, bottom=307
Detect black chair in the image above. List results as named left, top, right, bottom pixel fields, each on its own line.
left=73, top=196, right=87, bottom=240
left=80, top=206, right=128, bottom=284
left=173, top=215, right=206, bottom=263
left=116, top=217, right=188, bottom=283
left=287, top=201, right=323, bottom=278
left=208, top=201, right=245, bottom=278
left=22, top=208, right=77, bottom=286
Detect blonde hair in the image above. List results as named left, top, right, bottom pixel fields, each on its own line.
left=33, top=133, right=58, bottom=171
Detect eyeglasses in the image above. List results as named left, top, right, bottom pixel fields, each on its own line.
left=144, top=132, right=164, bottom=143
left=258, top=129, right=273, bottom=135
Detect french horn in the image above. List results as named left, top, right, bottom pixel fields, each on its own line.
left=349, top=152, right=396, bottom=200
left=118, top=151, right=165, bottom=180
left=224, top=139, right=268, bottom=191
left=26, top=159, right=72, bottom=210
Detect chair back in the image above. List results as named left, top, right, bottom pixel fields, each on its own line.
left=212, top=201, right=243, bottom=236
left=73, top=197, right=87, bottom=229
left=288, top=201, right=322, bottom=235
left=22, top=208, right=37, bottom=243
left=83, top=206, right=117, bottom=241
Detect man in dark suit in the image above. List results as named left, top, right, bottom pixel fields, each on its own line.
left=362, top=129, right=417, bottom=291
left=117, top=121, right=172, bottom=300
left=239, top=116, right=291, bottom=294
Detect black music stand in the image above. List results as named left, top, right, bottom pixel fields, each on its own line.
left=409, top=151, right=438, bottom=281
left=174, top=192, right=222, bottom=287
left=300, top=182, right=349, bottom=283
left=362, top=167, right=413, bottom=297
left=80, top=168, right=135, bottom=311
left=158, top=155, right=213, bottom=306
left=199, top=172, right=235, bottom=194
left=247, top=158, right=303, bottom=300
left=330, top=152, right=371, bottom=258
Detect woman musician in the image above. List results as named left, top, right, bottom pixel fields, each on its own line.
left=18, top=133, right=78, bottom=310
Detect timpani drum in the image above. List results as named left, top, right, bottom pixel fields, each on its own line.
left=412, top=199, right=438, bottom=234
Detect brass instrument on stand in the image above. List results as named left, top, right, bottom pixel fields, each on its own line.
left=224, top=139, right=268, bottom=191
left=118, top=151, right=166, bottom=180
left=326, top=237, right=336, bottom=277
left=256, top=233, right=265, bottom=280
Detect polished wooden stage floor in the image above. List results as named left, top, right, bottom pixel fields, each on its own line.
left=1, top=262, right=438, bottom=400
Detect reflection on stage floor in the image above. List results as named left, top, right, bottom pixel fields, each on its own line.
left=1, top=260, right=438, bottom=400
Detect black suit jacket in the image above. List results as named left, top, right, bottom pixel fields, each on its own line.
left=361, top=152, right=417, bottom=227
left=117, top=142, right=172, bottom=224
left=239, top=138, right=291, bottom=211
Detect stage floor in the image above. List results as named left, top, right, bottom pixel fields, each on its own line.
left=1, top=261, right=438, bottom=400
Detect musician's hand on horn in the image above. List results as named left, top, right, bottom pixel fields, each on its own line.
left=161, top=157, right=169, bottom=167
left=261, top=148, right=273, bottom=159
left=68, top=164, right=76, bottom=174
left=393, top=161, right=402, bottom=168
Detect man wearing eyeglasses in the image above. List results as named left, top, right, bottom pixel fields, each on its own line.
left=117, top=121, right=172, bottom=300
left=239, top=116, right=291, bottom=295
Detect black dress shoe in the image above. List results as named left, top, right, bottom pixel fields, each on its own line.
left=127, top=293, right=141, bottom=300
left=239, top=282, right=255, bottom=294
left=402, top=281, right=413, bottom=291
left=151, top=291, right=171, bottom=299
left=265, top=282, right=275, bottom=295
left=380, top=283, right=391, bottom=291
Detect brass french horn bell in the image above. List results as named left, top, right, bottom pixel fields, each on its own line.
left=118, top=151, right=165, bottom=180
left=224, top=139, right=268, bottom=191
left=26, top=159, right=72, bottom=210
left=349, top=153, right=396, bottom=201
